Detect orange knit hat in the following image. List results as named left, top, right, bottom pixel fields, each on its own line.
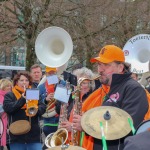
left=45, top=66, right=56, bottom=72
left=90, top=45, right=125, bottom=63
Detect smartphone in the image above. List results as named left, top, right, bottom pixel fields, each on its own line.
left=26, top=89, right=40, bottom=100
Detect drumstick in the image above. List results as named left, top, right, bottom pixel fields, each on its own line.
left=128, top=118, right=135, bottom=135
left=100, top=122, right=107, bottom=150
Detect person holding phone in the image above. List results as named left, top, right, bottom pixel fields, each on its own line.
left=3, top=71, right=46, bottom=150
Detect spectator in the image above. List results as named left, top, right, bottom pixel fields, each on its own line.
left=0, top=79, right=12, bottom=150
left=30, top=64, right=42, bottom=88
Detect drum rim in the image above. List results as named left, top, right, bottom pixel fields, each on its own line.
left=135, top=119, right=150, bottom=134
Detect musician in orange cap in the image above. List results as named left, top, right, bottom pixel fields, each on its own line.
left=38, top=66, right=59, bottom=149
left=73, top=45, right=148, bottom=150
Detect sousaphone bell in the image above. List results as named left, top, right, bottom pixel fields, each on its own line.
left=35, top=26, right=73, bottom=68
left=123, top=34, right=150, bottom=74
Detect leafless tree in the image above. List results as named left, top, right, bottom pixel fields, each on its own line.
left=0, top=0, right=149, bottom=71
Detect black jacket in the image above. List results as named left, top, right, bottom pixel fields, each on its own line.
left=94, top=73, right=148, bottom=150
left=3, top=91, right=46, bottom=144
left=32, top=82, right=39, bottom=88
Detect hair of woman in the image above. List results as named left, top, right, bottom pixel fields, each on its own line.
left=0, top=78, right=12, bottom=90
left=73, top=67, right=95, bottom=90
left=13, top=71, right=32, bottom=86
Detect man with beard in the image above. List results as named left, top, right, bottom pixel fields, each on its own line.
left=73, top=45, right=148, bottom=150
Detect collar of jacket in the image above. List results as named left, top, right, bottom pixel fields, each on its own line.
left=111, top=72, right=132, bottom=86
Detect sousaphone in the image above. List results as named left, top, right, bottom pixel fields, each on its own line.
left=123, top=34, right=150, bottom=74
left=35, top=26, right=73, bottom=118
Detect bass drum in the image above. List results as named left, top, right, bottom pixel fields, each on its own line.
left=0, top=117, right=4, bottom=139
left=135, top=119, right=150, bottom=135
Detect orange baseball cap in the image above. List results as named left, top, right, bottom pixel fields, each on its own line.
left=45, top=66, right=57, bottom=72
left=90, top=45, right=125, bottom=63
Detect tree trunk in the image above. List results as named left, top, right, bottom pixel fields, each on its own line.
left=26, top=38, right=36, bottom=71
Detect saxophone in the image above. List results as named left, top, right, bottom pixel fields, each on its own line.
left=58, top=102, right=68, bottom=128
left=71, top=85, right=82, bottom=146
left=58, top=80, right=71, bottom=128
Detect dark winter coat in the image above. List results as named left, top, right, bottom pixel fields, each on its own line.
left=3, top=92, right=46, bottom=144
left=94, top=73, right=148, bottom=150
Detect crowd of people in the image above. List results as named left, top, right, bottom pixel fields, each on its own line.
left=0, top=44, right=150, bottom=150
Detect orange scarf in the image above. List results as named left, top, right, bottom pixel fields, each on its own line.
left=82, top=85, right=110, bottom=150
left=12, top=85, right=29, bottom=109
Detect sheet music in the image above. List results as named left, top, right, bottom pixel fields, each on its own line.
left=26, top=89, right=39, bottom=100
left=54, top=85, right=71, bottom=103
left=46, top=75, right=59, bottom=85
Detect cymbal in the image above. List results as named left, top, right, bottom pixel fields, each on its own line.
left=46, top=145, right=86, bottom=150
left=81, top=106, right=132, bottom=140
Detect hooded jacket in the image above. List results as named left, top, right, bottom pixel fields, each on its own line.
left=94, top=73, right=148, bottom=150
